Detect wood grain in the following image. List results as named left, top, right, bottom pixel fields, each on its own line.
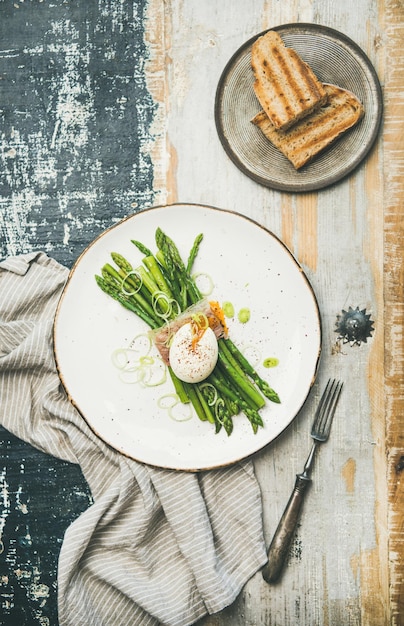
left=0, top=0, right=402, bottom=624
left=383, top=1, right=404, bottom=624
left=157, top=2, right=402, bottom=625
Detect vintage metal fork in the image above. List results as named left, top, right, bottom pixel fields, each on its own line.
left=262, top=378, right=343, bottom=584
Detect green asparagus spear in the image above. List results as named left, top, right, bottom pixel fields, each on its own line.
left=101, top=264, right=159, bottom=323
left=156, top=241, right=184, bottom=308
left=215, top=398, right=234, bottom=436
left=142, top=255, right=173, bottom=299
left=208, top=371, right=263, bottom=434
left=95, top=227, right=280, bottom=435
left=187, top=233, right=203, bottom=273
left=95, top=275, right=159, bottom=329
left=183, top=382, right=208, bottom=423
left=195, top=384, right=216, bottom=424
left=131, top=239, right=154, bottom=257
left=223, top=338, right=281, bottom=403
left=111, top=252, right=133, bottom=275
left=167, top=367, right=189, bottom=404
left=156, top=228, right=202, bottom=306
left=104, top=259, right=147, bottom=302
left=217, top=344, right=266, bottom=410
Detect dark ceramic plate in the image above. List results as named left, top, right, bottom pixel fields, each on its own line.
left=215, top=23, right=383, bottom=192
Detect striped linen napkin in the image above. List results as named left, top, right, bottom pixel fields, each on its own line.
left=0, top=252, right=267, bottom=626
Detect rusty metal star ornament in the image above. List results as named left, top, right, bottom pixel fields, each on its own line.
left=335, top=306, right=375, bottom=346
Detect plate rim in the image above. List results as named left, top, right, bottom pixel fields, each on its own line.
left=214, top=22, right=383, bottom=193
left=53, top=202, right=323, bottom=471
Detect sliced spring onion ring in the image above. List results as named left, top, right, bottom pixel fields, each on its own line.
left=152, top=292, right=181, bottom=321
left=111, top=336, right=167, bottom=388
left=191, top=312, right=209, bottom=330
left=169, top=298, right=181, bottom=318
left=142, top=357, right=167, bottom=387
left=121, top=270, right=143, bottom=295
left=157, top=394, right=179, bottom=409
left=111, top=348, right=140, bottom=370
left=158, top=394, right=193, bottom=422
left=239, top=343, right=261, bottom=368
left=119, top=368, right=145, bottom=385
left=199, top=382, right=218, bottom=406
left=152, top=291, right=171, bottom=320
left=138, top=355, right=155, bottom=366
left=214, top=398, right=226, bottom=424
left=129, top=333, right=153, bottom=353
left=114, top=357, right=166, bottom=386
left=192, top=272, right=214, bottom=296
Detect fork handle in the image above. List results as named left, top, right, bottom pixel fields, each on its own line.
left=262, top=473, right=311, bottom=584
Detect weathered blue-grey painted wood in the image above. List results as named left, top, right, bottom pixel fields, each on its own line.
left=0, top=2, right=155, bottom=624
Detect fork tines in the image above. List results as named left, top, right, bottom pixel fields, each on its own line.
left=312, top=378, right=343, bottom=441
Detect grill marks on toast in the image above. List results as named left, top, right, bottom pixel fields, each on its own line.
left=251, top=31, right=327, bottom=130
left=252, top=84, right=365, bottom=169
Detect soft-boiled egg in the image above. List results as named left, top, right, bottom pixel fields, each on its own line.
left=169, top=322, right=218, bottom=383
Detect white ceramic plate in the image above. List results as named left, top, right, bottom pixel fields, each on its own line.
left=54, top=204, right=321, bottom=470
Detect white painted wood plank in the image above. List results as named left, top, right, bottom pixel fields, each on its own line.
left=146, top=0, right=395, bottom=623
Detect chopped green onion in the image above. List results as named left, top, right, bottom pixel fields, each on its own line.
left=191, top=312, right=209, bottom=330
left=158, top=394, right=193, bottom=422
left=111, top=345, right=167, bottom=387
left=121, top=270, right=143, bottom=296
left=199, top=382, right=218, bottom=406
left=214, top=398, right=226, bottom=423
left=192, top=272, right=214, bottom=296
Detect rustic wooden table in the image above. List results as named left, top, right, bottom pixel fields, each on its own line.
left=0, top=1, right=402, bottom=625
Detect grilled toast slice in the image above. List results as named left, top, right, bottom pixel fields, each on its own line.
left=251, top=30, right=327, bottom=130
left=251, top=83, right=365, bottom=169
